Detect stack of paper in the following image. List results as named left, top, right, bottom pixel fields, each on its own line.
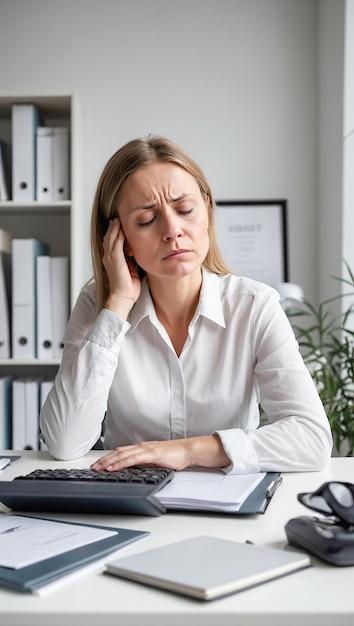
left=156, top=468, right=265, bottom=513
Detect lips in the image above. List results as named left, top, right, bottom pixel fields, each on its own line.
left=163, top=249, right=190, bottom=260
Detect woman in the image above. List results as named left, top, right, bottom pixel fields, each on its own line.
left=40, top=135, right=332, bottom=473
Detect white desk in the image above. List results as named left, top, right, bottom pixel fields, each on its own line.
left=0, top=451, right=353, bottom=626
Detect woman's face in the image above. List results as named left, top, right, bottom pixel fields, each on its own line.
left=117, top=162, right=209, bottom=281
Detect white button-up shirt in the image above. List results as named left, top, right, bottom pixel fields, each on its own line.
left=40, top=268, right=332, bottom=473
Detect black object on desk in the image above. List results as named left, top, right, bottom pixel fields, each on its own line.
left=0, top=466, right=174, bottom=516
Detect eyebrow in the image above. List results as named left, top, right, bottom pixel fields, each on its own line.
left=127, top=193, right=193, bottom=214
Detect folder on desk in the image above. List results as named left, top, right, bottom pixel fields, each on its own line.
left=0, top=229, right=12, bottom=358
left=12, top=238, right=49, bottom=358
left=12, top=104, right=41, bottom=202
left=0, top=516, right=149, bottom=594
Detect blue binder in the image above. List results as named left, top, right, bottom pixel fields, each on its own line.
left=0, top=517, right=149, bottom=593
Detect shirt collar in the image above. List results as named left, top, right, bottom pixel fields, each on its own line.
left=128, top=266, right=226, bottom=332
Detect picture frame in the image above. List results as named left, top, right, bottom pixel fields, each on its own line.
left=215, top=200, right=288, bottom=286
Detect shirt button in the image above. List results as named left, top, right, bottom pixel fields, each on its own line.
left=109, top=331, right=116, bottom=339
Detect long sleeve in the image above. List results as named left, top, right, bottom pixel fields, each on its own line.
left=216, top=285, right=333, bottom=474
left=40, top=271, right=332, bottom=471
left=40, top=282, right=130, bottom=460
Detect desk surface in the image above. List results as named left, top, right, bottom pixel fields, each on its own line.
left=0, top=451, right=353, bottom=626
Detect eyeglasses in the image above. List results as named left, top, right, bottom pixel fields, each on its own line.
left=298, top=482, right=354, bottom=528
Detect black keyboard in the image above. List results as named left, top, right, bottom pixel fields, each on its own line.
left=0, top=466, right=174, bottom=516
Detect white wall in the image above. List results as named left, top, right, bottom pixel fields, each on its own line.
left=0, top=0, right=344, bottom=301
left=343, top=0, right=354, bottom=294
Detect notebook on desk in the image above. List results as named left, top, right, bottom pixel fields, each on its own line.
left=105, top=535, right=311, bottom=600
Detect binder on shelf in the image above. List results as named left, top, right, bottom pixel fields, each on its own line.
left=53, top=127, right=70, bottom=201
left=24, top=379, right=40, bottom=450
left=51, top=256, right=69, bottom=358
left=12, top=379, right=40, bottom=451
left=12, top=104, right=41, bottom=202
left=0, top=229, right=12, bottom=358
left=36, top=256, right=69, bottom=359
left=36, top=255, right=54, bottom=359
left=36, top=127, right=53, bottom=202
left=0, top=377, right=13, bottom=449
left=12, top=238, right=50, bottom=359
left=12, top=379, right=26, bottom=450
left=39, top=379, right=54, bottom=450
left=0, top=139, right=10, bottom=201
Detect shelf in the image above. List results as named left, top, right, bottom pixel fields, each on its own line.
left=0, top=359, right=61, bottom=366
left=0, top=201, right=70, bottom=215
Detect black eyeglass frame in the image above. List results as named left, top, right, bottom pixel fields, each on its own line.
left=298, top=481, right=354, bottom=528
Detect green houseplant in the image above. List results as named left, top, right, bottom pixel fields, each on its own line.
left=289, top=262, right=354, bottom=456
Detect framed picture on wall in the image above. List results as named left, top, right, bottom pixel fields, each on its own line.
left=215, top=200, right=288, bottom=286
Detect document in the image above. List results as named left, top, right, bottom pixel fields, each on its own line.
left=0, top=515, right=116, bottom=569
left=156, top=467, right=265, bottom=512
left=0, top=516, right=149, bottom=594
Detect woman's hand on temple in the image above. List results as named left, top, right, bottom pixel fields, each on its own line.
left=102, top=218, right=141, bottom=318
left=90, top=435, right=230, bottom=472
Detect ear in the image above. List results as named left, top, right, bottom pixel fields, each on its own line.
left=124, top=241, right=133, bottom=257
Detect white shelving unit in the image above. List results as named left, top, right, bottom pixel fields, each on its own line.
left=0, top=93, right=82, bottom=380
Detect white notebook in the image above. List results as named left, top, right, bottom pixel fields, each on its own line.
left=105, top=535, right=311, bottom=600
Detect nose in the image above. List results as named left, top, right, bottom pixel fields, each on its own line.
left=161, top=210, right=184, bottom=242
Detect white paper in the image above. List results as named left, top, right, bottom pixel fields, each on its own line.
left=156, top=468, right=265, bottom=512
left=0, top=515, right=117, bottom=569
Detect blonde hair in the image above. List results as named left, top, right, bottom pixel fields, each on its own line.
left=91, top=136, right=230, bottom=312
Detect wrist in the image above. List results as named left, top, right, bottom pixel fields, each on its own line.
left=104, top=294, right=136, bottom=320
left=186, top=434, right=230, bottom=469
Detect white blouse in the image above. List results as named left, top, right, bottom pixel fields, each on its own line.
left=40, top=268, right=332, bottom=473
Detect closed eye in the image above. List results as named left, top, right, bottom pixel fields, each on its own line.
left=138, top=208, right=194, bottom=227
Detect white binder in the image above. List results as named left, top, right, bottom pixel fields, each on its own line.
left=12, top=238, right=49, bottom=359
left=36, top=127, right=53, bottom=202
left=36, top=255, right=54, bottom=359
left=12, top=104, right=41, bottom=201
left=12, top=379, right=26, bottom=450
left=0, top=229, right=12, bottom=358
left=24, top=379, right=40, bottom=450
left=53, top=127, right=70, bottom=201
left=51, top=256, right=69, bottom=358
